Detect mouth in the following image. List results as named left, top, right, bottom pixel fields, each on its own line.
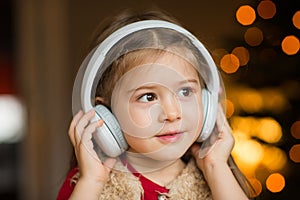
left=156, top=131, right=184, bottom=143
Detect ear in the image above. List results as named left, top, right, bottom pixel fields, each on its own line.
left=95, top=97, right=109, bottom=107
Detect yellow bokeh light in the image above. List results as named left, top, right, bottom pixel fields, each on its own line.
left=220, top=54, right=240, bottom=74
left=261, top=88, right=288, bottom=113
left=238, top=89, right=263, bottom=113
left=232, top=138, right=264, bottom=169
left=291, top=121, right=300, bottom=139
left=266, top=173, right=285, bottom=193
left=289, top=144, right=300, bottom=163
left=292, top=10, right=300, bottom=30
left=244, top=27, right=264, bottom=46
left=262, top=146, right=287, bottom=171
left=232, top=46, right=250, bottom=66
left=281, top=35, right=300, bottom=55
left=236, top=5, right=256, bottom=26
left=257, top=0, right=276, bottom=19
left=256, top=117, right=282, bottom=143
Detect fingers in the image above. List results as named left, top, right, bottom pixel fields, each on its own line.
left=103, top=158, right=117, bottom=173
left=69, top=110, right=84, bottom=146
left=68, top=109, right=103, bottom=147
left=190, top=143, right=201, bottom=157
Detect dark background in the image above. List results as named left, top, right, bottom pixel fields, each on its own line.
left=0, top=0, right=299, bottom=199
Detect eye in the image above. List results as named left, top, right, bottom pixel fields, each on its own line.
left=178, top=87, right=193, bottom=97
left=138, top=93, right=157, bottom=102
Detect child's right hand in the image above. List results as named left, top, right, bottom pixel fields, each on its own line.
left=68, top=110, right=116, bottom=186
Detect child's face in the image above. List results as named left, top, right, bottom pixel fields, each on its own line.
left=111, top=51, right=203, bottom=161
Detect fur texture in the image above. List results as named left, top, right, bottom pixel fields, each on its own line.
left=97, top=159, right=212, bottom=199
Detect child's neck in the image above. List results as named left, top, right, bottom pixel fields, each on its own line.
left=142, top=159, right=185, bottom=187
left=124, top=152, right=186, bottom=186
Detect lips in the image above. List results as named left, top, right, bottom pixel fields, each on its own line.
left=156, top=131, right=184, bottom=143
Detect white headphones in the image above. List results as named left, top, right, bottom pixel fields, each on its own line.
left=72, top=20, right=220, bottom=157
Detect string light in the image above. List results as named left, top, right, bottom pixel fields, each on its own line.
left=244, top=27, right=264, bottom=46
left=257, top=0, right=276, bottom=19
left=266, top=173, right=285, bottom=193
left=292, top=10, right=300, bottom=30
left=281, top=35, right=300, bottom=55
left=236, top=5, right=256, bottom=26
left=220, top=54, right=240, bottom=74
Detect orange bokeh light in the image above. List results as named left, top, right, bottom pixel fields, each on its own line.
left=292, top=11, right=300, bottom=30
left=232, top=46, right=250, bottom=66
left=266, top=173, right=285, bottom=193
left=257, top=0, right=276, bottom=19
left=236, top=5, right=256, bottom=26
left=220, top=54, right=240, bottom=74
left=289, top=144, right=300, bottom=163
left=244, top=27, right=264, bottom=46
left=291, top=121, right=300, bottom=139
left=281, top=35, right=300, bottom=55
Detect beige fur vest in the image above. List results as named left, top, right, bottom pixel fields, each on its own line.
left=98, top=159, right=212, bottom=199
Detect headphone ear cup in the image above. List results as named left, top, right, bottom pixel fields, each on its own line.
left=93, top=105, right=128, bottom=157
left=198, top=88, right=215, bottom=142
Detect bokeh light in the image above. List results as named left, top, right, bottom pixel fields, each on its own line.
left=232, top=46, right=250, bottom=66
left=225, top=99, right=234, bottom=118
left=238, top=89, right=263, bottom=113
left=289, top=144, right=300, bottom=163
left=249, top=178, right=263, bottom=196
left=260, top=88, right=288, bottom=114
left=262, top=146, right=287, bottom=171
left=256, top=117, right=282, bottom=143
left=236, top=5, right=256, bottom=26
left=281, top=35, right=300, bottom=55
left=0, top=95, right=26, bottom=143
left=257, top=0, right=276, bottom=20
left=233, top=138, right=264, bottom=169
left=292, top=10, right=300, bottom=30
left=244, top=27, right=264, bottom=46
left=266, top=173, right=285, bottom=193
left=220, top=54, right=240, bottom=74
left=291, top=121, right=300, bottom=139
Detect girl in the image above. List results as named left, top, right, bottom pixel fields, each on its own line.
left=57, top=9, right=255, bottom=200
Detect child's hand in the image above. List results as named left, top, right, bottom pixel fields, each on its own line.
left=190, top=106, right=250, bottom=200
left=191, top=104, right=234, bottom=171
left=68, top=110, right=116, bottom=185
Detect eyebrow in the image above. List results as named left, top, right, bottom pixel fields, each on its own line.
left=127, top=78, right=200, bottom=93
left=178, top=78, right=200, bottom=85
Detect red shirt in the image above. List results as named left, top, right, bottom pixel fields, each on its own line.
left=56, top=167, right=78, bottom=200
left=56, top=163, right=169, bottom=200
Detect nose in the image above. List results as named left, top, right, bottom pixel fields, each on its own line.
left=159, top=94, right=181, bottom=122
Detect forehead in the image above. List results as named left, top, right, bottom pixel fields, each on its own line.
left=115, top=52, right=200, bottom=90
left=125, top=49, right=199, bottom=76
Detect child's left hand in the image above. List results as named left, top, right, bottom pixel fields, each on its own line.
left=190, top=104, right=234, bottom=172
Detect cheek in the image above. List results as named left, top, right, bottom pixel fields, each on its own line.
left=129, top=106, right=152, bottom=128
left=124, top=134, right=157, bottom=153
left=182, top=97, right=203, bottom=136
left=121, top=104, right=164, bottom=138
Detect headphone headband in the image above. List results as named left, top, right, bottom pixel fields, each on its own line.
left=76, top=20, right=219, bottom=112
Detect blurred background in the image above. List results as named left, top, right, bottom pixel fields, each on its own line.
left=0, top=0, right=299, bottom=199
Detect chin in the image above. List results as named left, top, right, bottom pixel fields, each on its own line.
left=145, top=146, right=188, bottom=161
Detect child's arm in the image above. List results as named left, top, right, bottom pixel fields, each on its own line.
left=191, top=106, right=249, bottom=200
left=68, top=110, right=116, bottom=200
